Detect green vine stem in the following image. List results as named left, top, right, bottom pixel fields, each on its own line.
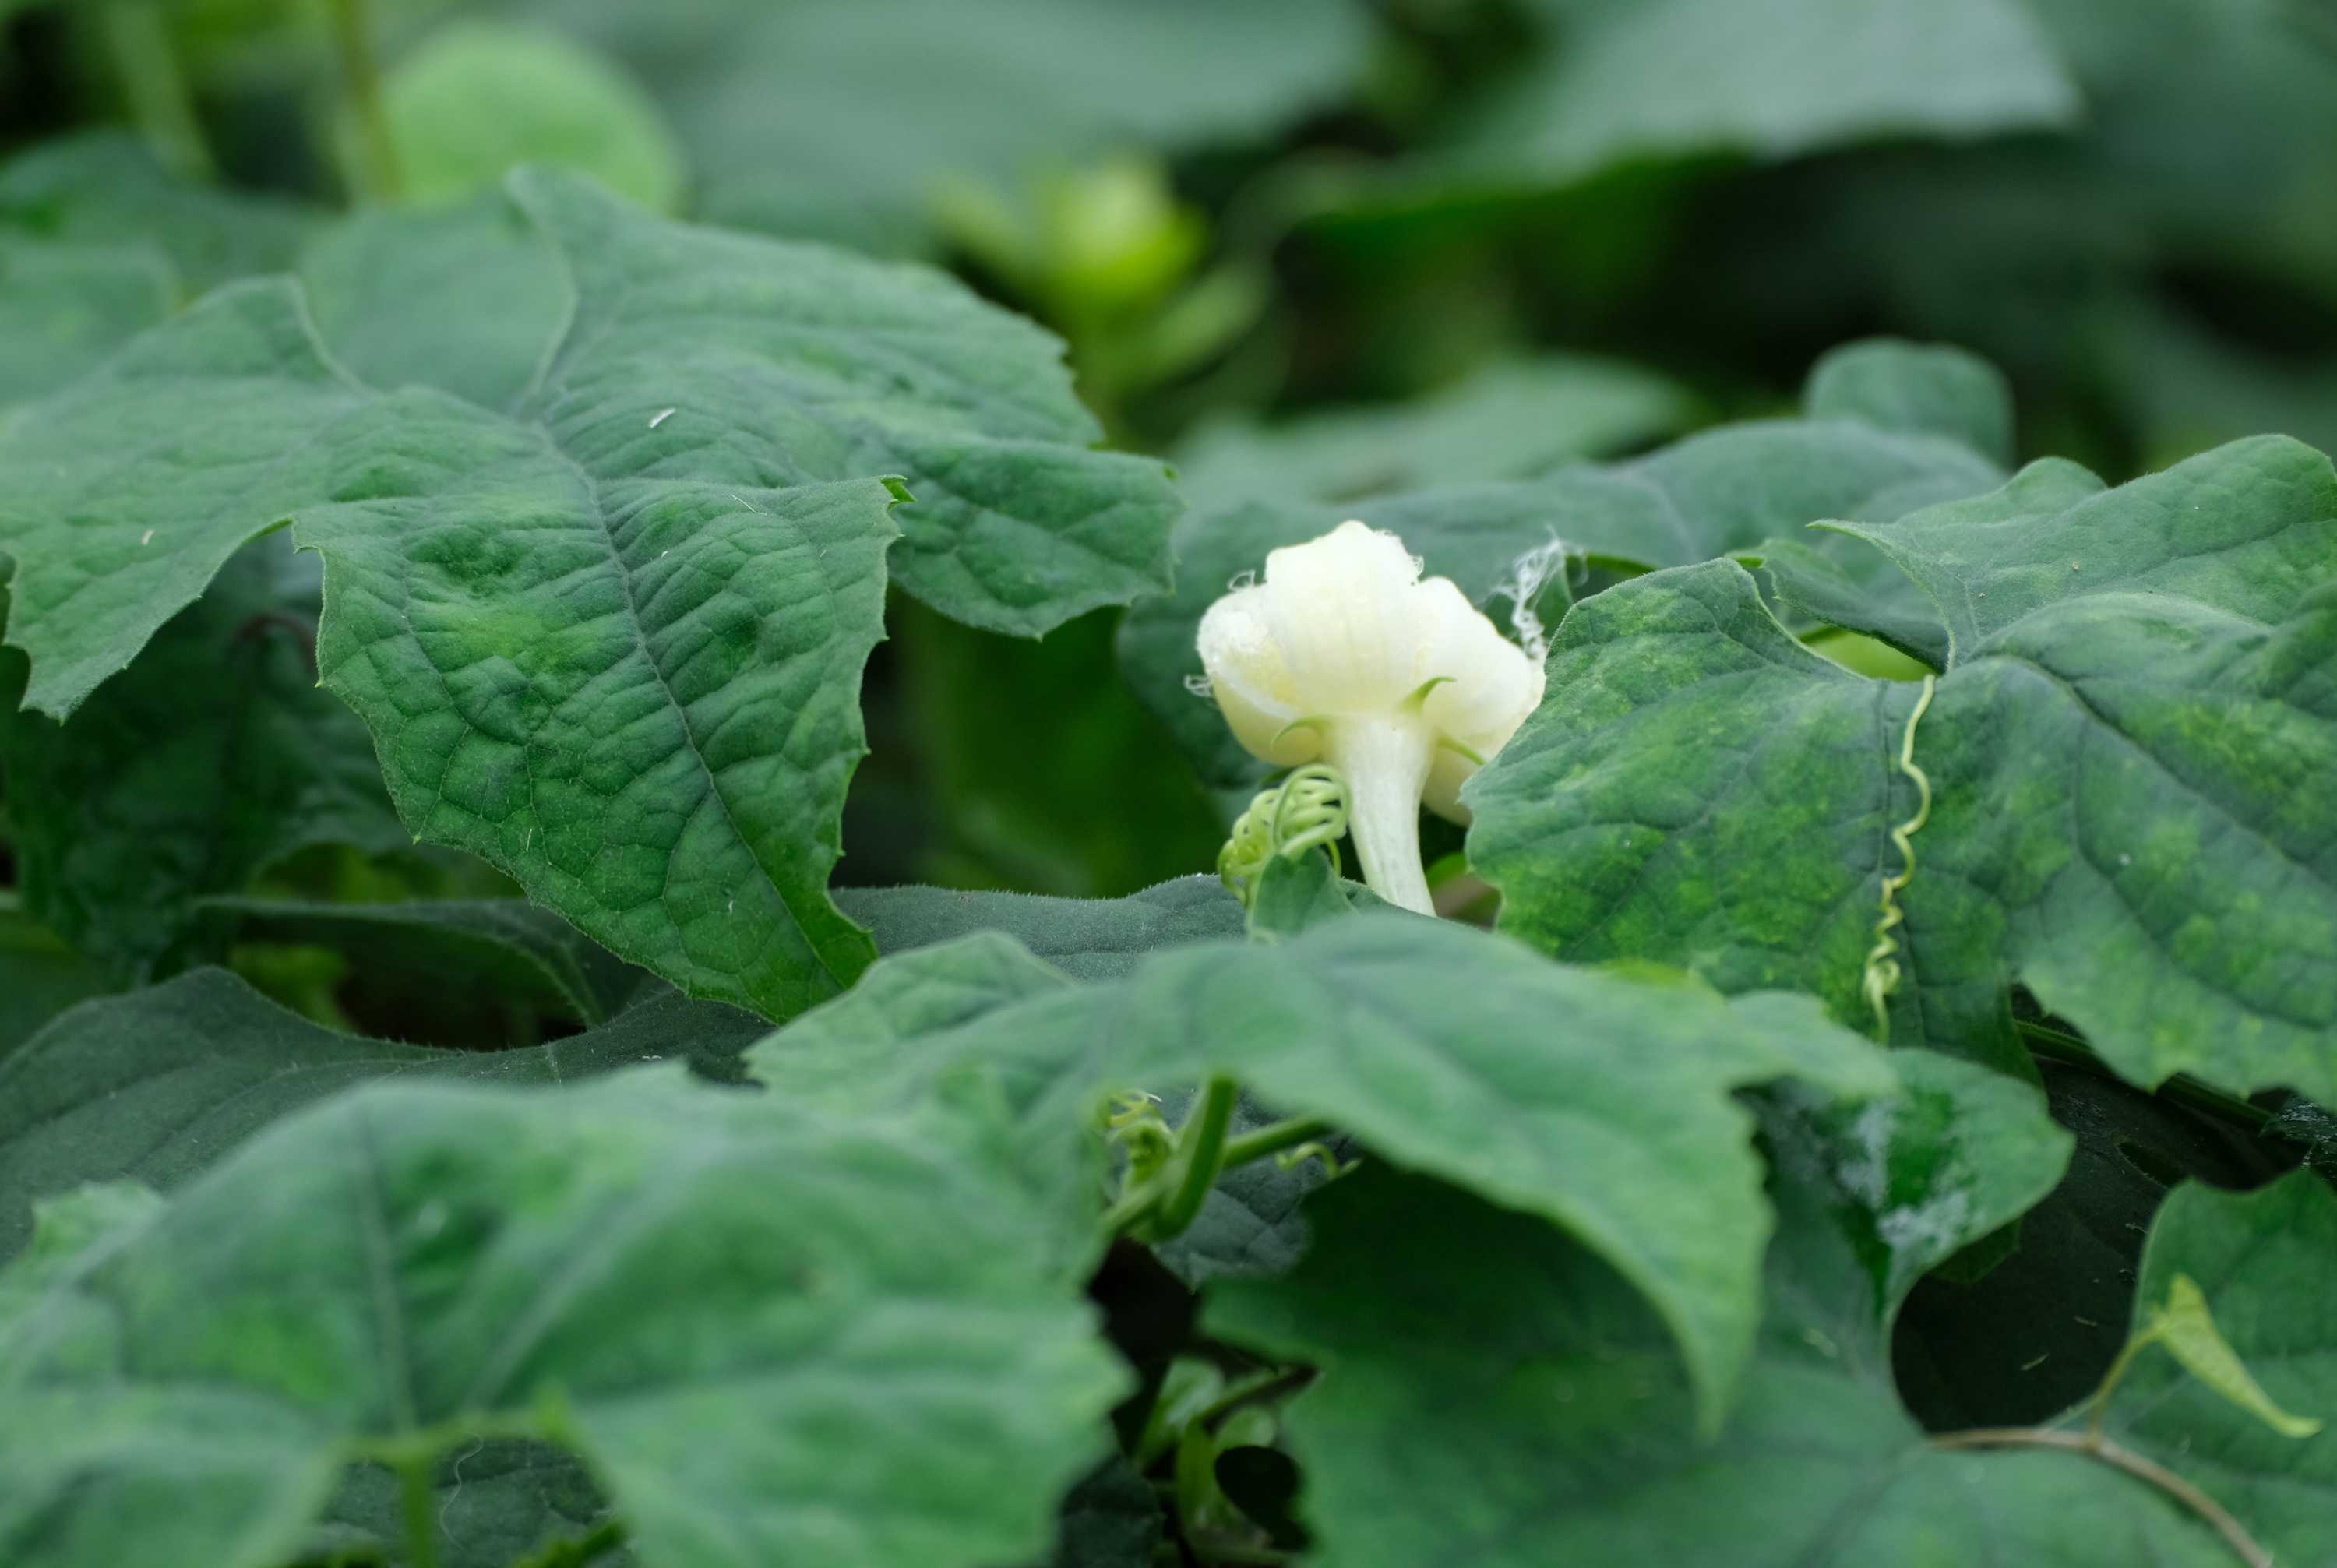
left=330, top=0, right=402, bottom=200
left=1860, top=674, right=1937, bottom=1042
left=1105, top=1077, right=1263, bottom=1239
left=1929, top=1428, right=2270, bottom=1568
left=1218, top=1114, right=1334, bottom=1171
left=397, top=1452, right=440, bottom=1568
left=100, top=3, right=214, bottom=179
left=1151, top=1076, right=1239, bottom=1237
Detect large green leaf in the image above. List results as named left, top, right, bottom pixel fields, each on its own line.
left=0, top=966, right=767, bottom=1256
left=1471, top=436, right=2337, bottom=1099
left=0, top=903, right=107, bottom=1062
left=1122, top=346, right=2004, bottom=786
left=520, top=0, right=1370, bottom=253
left=0, top=132, right=315, bottom=294
left=753, top=915, right=1891, bottom=1424
left=1433, top=0, right=2078, bottom=191
left=1, top=537, right=404, bottom=980
left=2102, top=1172, right=2337, bottom=1566
left=0, top=238, right=174, bottom=405
left=833, top=876, right=1247, bottom=982
left=1204, top=1053, right=2230, bottom=1566
left=1170, top=354, right=1700, bottom=510
left=309, top=1439, right=622, bottom=1568
left=0, top=1070, right=1124, bottom=1568
left=1803, top=337, right=2017, bottom=465
left=360, top=22, right=686, bottom=212
left=295, top=192, right=570, bottom=414
left=507, top=168, right=1179, bottom=635
left=2, top=169, right=1184, bottom=1017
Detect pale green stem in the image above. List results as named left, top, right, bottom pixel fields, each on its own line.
left=398, top=1452, right=440, bottom=1568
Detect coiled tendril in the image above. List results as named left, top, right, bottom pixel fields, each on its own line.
left=1218, top=763, right=1349, bottom=907
left=1862, top=675, right=1938, bottom=1042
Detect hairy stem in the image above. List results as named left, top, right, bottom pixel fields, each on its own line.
left=1930, top=1428, right=2270, bottom=1568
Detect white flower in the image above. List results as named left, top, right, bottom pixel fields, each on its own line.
left=1196, top=520, right=1546, bottom=914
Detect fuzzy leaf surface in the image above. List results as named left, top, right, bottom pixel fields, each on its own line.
left=752, top=915, right=1891, bottom=1424
left=1204, top=1054, right=2227, bottom=1566
left=0, top=1071, right=1123, bottom=1568
left=1470, top=437, right=2337, bottom=1098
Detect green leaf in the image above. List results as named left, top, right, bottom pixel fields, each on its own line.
left=295, top=192, right=570, bottom=414
left=748, top=928, right=1349, bottom=1289
left=1203, top=1054, right=2228, bottom=1565
left=2, top=537, right=405, bottom=979
left=0, top=131, right=315, bottom=294
left=1244, top=851, right=1385, bottom=942
left=753, top=915, right=1891, bottom=1425
left=0, top=277, right=894, bottom=1019
left=0, top=966, right=767, bottom=1257
left=0, top=280, right=373, bottom=718
left=309, top=1440, right=620, bottom=1568
left=197, top=897, right=644, bottom=1025
left=0, top=1070, right=1125, bottom=1568
left=1121, top=358, right=2004, bottom=786
left=1803, top=339, right=2017, bottom=466
left=1440, top=0, right=2079, bottom=189
left=5, top=170, right=1186, bottom=1015
left=525, top=0, right=1370, bottom=252
left=2141, top=1274, right=2323, bottom=1440
left=2103, top=1172, right=2337, bottom=1563
left=1470, top=436, right=2337, bottom=1099
left=1170, top=354, right=1701, bottom=509
left=508, top=167, right=1179, bottom=634
left=0, top=904, right=108, bottom=1062
left=0, top=238, right=174, bottom=405
left=760, top=930, right=1073, bottom=1072
left=358, top=22, right=686, bottom=212
left=832, top=876, right=1247, bottom=982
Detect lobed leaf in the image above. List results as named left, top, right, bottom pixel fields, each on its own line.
left=2103, top=1173, right=2337, bottom=1564
left=753, top=915, right=1893, bottom=1425
left=3, top=168, right=1187, bottom=1017
left=0, top=1070, right=1125, bottom=1568
left=1432, top=0, right=2078, bottom=189
left=1471, top=436, right=2337, bottom=1099
left=522, top=0, right=1370, bottom=252
left=1201, top=1053, right=2233, bottom=1565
